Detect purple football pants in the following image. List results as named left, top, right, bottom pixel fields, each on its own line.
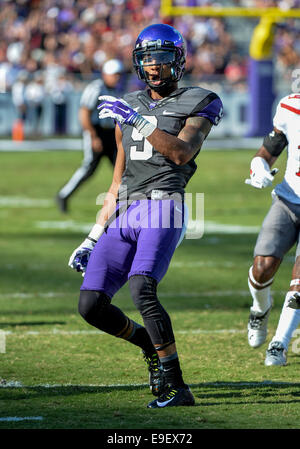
left=80, top=199, right=186, bottom=298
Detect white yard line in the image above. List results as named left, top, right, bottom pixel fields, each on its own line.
left=170, top=260, right=237, bottom=268
left=204, top=221, right=260, bottom=234
left=0, top=137, right=261, bottom=152
left=34, top=219, right=260, bottom=235
left=4, top=261, right=249, bottom=271
left=0, top=196, right=52, bottom=208
left=0, top=416, right=43, bottom=422
left=0, top=381, right=148, bottom=389
left=1, top=328, right=245, bottom=336
left=0, top=290, right=245, bottom=299
left=0, top=292, right=67, bottom=299
left=36, top=220, right=93, bottom=232
left=0, top=290, right=287, bottom=300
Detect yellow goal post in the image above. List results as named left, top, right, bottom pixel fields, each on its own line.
left=160, top=1, right=300, bottom=19
left=159, top=1, right=300, bottom=136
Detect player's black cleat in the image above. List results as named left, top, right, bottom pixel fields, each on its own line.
left=147, top=384, right=195, bottom=408
left=287, top=292, right=300, bottom=309
left=56, top=194, right=68, bottom=213
left=143, top=351, right=164, bottom=397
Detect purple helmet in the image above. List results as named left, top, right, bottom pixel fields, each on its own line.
left=132, top=24, right=186, bottom=89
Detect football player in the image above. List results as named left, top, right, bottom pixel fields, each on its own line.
left=69, top=24, right=223, bottom=408
left=246, top=93, right=300, bottom=366
left=56, top=59, right=124, bottom=213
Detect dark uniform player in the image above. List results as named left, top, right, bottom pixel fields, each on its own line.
left=68, top=24, right=223, bottom=408
left=56, top=59, right=124, bottom=213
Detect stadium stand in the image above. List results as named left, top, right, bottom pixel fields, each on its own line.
left=0, top=0, right=299, bottom=137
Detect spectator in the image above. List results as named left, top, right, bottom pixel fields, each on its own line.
left=48, top=71, right=74, bottom=135
left=25, top=70, right=45, bottom=136
left=1, top=0, right=299, bottom=129
left=11, top=69, right=28, bottom=121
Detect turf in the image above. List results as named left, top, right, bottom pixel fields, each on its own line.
left=1, top=148, right=299, bottom=430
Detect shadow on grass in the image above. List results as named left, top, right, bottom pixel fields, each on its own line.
left=0, top=321, right=66, bottom=327
left=192, top=381, right=300, bottom=406
left=2, top=381, right=300, bottom=405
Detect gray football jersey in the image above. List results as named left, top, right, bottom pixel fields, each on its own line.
left=119, top=87, right=223, bottom=199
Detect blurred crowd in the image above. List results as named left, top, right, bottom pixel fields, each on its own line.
left=0, top=0, right=299, bottom=133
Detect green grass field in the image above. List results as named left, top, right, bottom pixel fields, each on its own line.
left=1, top=148, right=299, bottom=431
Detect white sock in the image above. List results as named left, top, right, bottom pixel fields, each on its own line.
left=271, top=291, right=300, bottom=350
left=248, top=277, right=272, bottom=314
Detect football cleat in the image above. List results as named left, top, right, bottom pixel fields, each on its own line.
left=143, top=351, right=165, bottom=397
left=287, top=292, right=300, bottom=309
left=147, top=384, right=195, bottom=408
left=247, top=304, right=272, bottom=348
left=265, top=341, right=287, bottom=366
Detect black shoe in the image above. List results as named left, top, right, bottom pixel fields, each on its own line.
left=56, top=194, right=68, bottom=213
left=287, top=292, right=300, bottom=309
left=147, top=384, right=195, bottom=408
left=143, top=351, right=165, bottom=397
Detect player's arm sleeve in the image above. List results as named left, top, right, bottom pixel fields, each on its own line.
left=190, top=93, right=223, bottom=126
left=79, top=82, right=100, bottom=110
left=262, top=99, right=289, bottom=157
left=262, top=128, right=288, bottom=157
left=272, top=100, right=287, bottom=134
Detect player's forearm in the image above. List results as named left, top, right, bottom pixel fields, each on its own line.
left=254, top=146, right=278, bottom=168
left=96, top=181, right=120, bottom=226
left=136, top=115, right=210, bottom=166
left=146, top=128, right=199, bottom=165
left=79, top=108, right=97, bottom=137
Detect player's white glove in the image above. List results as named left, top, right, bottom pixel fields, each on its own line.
left=245, top=157, right=279, bottom=189
left=68, top=224, right=104, bottom=275
left=68, top=238, right=96, bottom=275
left=98, top=95, right=156, bottom=138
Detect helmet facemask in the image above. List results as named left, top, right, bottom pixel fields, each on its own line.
left=133, top=42, right=185, bottom=90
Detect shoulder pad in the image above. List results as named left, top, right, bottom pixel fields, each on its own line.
left=279, top=93, right=300, bottom=112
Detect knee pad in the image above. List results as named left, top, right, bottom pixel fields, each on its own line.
left=129, top=275, right=157, bottom=315
left=78, top=290, right=111, bottom=324
left=129, top=275, right=175, bottom=346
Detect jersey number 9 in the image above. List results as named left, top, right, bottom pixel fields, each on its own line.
left=130, top=116, right=158, bottom=160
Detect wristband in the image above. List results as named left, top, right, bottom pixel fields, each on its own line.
left=88, top=224, right=104, bottom=242
left=290, top=279, right=300, bottom=287
left=132, top=113, right=156, bottom=138
left=251, top=156, right=270, bottom=174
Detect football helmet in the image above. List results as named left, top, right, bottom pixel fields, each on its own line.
left=132, top=24, right=186, bottom=89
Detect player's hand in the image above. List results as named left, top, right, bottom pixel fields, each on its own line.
left=98, top=95, right=138, bottom=126
left=91, top=135, right=103, bottom=153
left=68, top=238, right=96, bottom=275
left=245, top=156, right=279, bottom=189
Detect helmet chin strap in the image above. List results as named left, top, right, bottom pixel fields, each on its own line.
left=144, top=63, right=176, bottom=90
left=147, top=79, right=169, bottom=90
left=147, top=81, right=178, bottom=96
